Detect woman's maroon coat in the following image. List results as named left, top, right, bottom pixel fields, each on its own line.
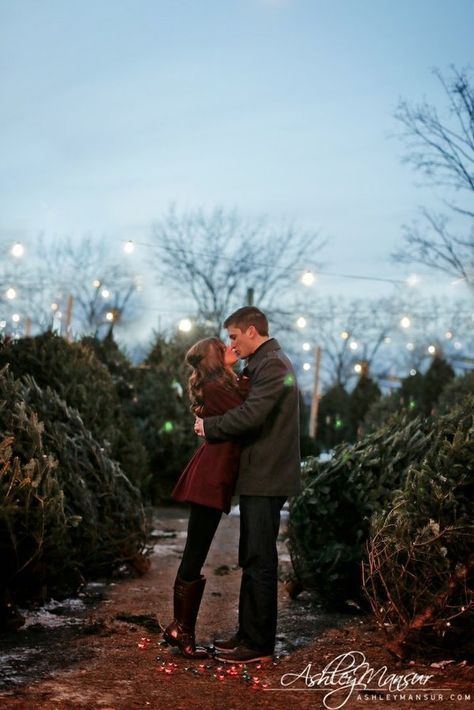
left=172, top=379, right=249, bottom=514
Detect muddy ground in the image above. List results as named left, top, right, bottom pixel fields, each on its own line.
left=0, top=506, right=472, bottom=710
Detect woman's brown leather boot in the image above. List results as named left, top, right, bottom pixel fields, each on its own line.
left=163, top=575, right=208, bottom=658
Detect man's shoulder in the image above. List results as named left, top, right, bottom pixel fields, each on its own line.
left=254, top=348, right=296, bottom=377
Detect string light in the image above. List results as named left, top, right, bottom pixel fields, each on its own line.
left=454, top=341, right=462, bottom=350
left=296, top=316, right=307, bottom=329
left=302, top=342, right=311, bottom=351
left=126, top=237, right=405, bottom=285
left=406, top=342, right=415, bottom=351
left=101, top=288, right=110, bottom=299
left=349, top=341, right=358, bottom=351
left=406, top=273, right=420, bottom=287
left=445, top=331, right=453, bottom=339
left=6, top=288, right=16, bottom=300
left=51, top=303, right=59, bottom=311
left=178, top=318, right=192, bottom=333
left=427, top=345, right=436, bottom=355
left=303, top=362, right=311, bottom=371
left=354, top=363, right=362, bottom=374
left=340, top=330, right=349, bottom=340
left=123, top=240, right=135, bottom=254
left=92, top=279, right=101, bottom=288
left=105, top=311, right=114, bottom=322
left=300, top=270, right=315, bottom=286
left=11, top=242, right=25, bottom=257
left=410, top=369, right=417, bottom=376
left=12, top=314, right=20, bottom=323
left=400, top=316, right=411, bottom=329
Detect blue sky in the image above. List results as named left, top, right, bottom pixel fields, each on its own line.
left=1, top=0, right=473, bottom=335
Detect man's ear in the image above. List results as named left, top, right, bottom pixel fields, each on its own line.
left=246, top=325, right=257, bottom=338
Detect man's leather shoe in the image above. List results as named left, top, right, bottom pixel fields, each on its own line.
left=214, top=644, right=273, bottom=664
left=213, top=632, right=241, bottom=651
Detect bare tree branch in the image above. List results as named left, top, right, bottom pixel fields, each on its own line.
left=148, top=205, right=325, bottom=332
left=393, top=67, right=474, bottom=291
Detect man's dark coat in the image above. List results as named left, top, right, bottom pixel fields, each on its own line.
left=204, top=338, right=301, bottom=497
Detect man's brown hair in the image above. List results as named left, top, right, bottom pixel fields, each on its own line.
left=224, top=307, right=269, bottom=336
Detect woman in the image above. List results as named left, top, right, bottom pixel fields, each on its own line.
left=163, top=337, right=249, bottom=658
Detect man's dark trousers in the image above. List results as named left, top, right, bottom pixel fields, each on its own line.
left=237, top=495, right=287, bottom=653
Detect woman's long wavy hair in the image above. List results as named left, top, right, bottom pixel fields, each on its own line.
left=185, top=337, right=238, bottom=413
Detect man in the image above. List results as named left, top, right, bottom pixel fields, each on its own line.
left=194, top=306, right=301, bottom=663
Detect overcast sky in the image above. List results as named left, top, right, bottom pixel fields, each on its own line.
left=1, top=0, right=473, bottom=340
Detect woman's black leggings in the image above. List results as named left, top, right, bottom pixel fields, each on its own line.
left=177, top=503, right=222, bottom=582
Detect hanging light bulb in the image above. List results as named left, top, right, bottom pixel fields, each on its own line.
left=302, top=342, right=311, bottom=351
left=400, top=316, right=411, bottom=329
left=178, top=318, right=192, bottom=333
left=6, top=287, right=16, bottom=300
left=303, top=362, right=311, bottom=371
left=296, top=317, right=307, bottom=329
left=11, top=242, right=25, bottom=257
left=123, top=240, right=135, bottom=254
left=406, top=273, right=420, bottom=287
left=300, top=270, right=315, bottom=286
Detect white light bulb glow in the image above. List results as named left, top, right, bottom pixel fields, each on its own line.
left=301, top=270, right=315, bottom=286
left=11, top=242, right=25, bottom=257
left=178, top=318, right=193, bottom=333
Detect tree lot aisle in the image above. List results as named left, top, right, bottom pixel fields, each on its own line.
left=0, top=508, right=472, bottom=710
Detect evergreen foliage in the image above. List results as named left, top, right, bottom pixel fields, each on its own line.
left=364, top=397, right=474, bottom=656
left=437, top=371, right=474, bottom=414
left=0, top=366, right=148, bottom=612
left=289, top=413, right=434, bottom=608
left=364, top=356, right=455, bottom=433
left=316, top=383, right=351, bottom=449
left=134, top=331, right=205, bottom=500
left=0, top=332, right=148, bottom=489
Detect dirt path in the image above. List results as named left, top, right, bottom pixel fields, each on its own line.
left=0, top=506, right=472, bottom=710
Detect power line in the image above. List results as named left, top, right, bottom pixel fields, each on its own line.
left=122, top=239, right=407, bottom=286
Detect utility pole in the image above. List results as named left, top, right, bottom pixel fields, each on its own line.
left=309, top=345, right=322, bottom=439
left=64, top=294, right=74, bottom=342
